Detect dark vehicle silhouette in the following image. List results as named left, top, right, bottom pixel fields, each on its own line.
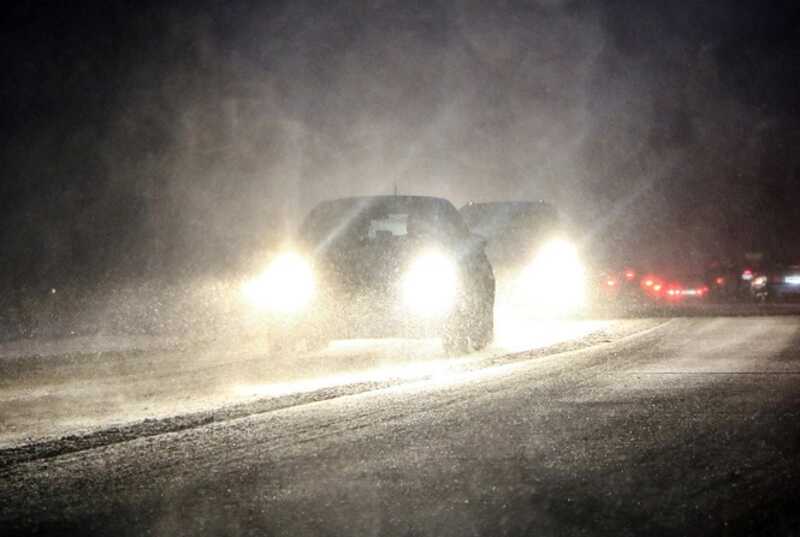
left=243, top=196, right=495, bottom=353
left=751, top=263, right=800, bottom=302
left=459, top=201, right=585, bottom=316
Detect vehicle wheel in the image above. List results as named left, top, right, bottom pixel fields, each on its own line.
left=471, top=305, right=494, bottom=350
left=442, top=296, right=494, bottom=355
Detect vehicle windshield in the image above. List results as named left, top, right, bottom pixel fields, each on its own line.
left=300, top=196, right=468, bottom=249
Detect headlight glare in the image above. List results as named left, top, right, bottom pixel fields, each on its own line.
left=402, top=251, right=458, bottom=316
left=242, top=252, right=315, bottom=313
left=518, top=239, right=585, bottom=313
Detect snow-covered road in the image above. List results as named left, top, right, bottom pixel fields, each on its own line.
left=0, top=314, right=615, bottom=448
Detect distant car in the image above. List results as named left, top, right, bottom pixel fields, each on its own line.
left=593, top=267, right=660, bottom=303
left=592, top=267, right=644, bottom=306
left=242, top=196, right=495, bottom=353
left=637, top=274, right=666, bottom=302
left=595, top=269, right=623, bottom=302
left=751, top=263, right=800, bottom=302
left=704, top=263, right=742, bottom=302
left=664, top=278, right=709, bottom=303
left=707, top=272, right=736, bottom=301
left=606, top=269, right=713, bottom=308
left=459, top=201, right=585, bottom=316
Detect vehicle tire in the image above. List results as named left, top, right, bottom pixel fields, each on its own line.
left=471, top=304, right=494, bottom=350
left=442, top=294, right=494, bottom=355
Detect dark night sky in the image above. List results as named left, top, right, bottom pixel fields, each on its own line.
left=2, top=0, right=800, bottom=288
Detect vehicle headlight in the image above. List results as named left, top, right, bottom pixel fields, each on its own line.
left=402, top=251, right=458, bottom=317
left=241, top=252, right=315, bottom=313
left=518, top=239, right=585, bottom=313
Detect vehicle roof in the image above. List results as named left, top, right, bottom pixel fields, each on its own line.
left=308, top=196, right=462, bottom=218
left=322, top=195, right=452, bottom=204
left=460, top=200, right=555, bottom=211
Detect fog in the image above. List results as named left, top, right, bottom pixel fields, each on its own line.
left=2, top=0, right=797, bottom=338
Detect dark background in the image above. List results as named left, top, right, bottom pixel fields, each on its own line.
left=2, top=0, right=799, bottom=292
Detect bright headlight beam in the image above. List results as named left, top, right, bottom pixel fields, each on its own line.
left=517, top=238, right=586, bottom=315
left=242, top=252, right=315, bottom=313
left=402, top=251, right=458, bottom=317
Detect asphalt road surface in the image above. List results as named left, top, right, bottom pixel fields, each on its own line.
left=2, top=316, right=800, bottom=536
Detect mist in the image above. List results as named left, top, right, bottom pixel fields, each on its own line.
left=2, top=0, right=797, bottom=338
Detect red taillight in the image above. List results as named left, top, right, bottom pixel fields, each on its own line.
left=607, top=279, right=616, bottom=287
left=666, top=284, right=683, bottom=298
left=625, top=270, right=636, bottom=280
left=715, top=277, right=725, bottom=286
left=641, top=275, right=664, bottom=295
left=742, top=269, right=753, bottom=281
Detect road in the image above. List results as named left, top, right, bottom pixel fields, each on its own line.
left=2, top=315, right=800, bottom=536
